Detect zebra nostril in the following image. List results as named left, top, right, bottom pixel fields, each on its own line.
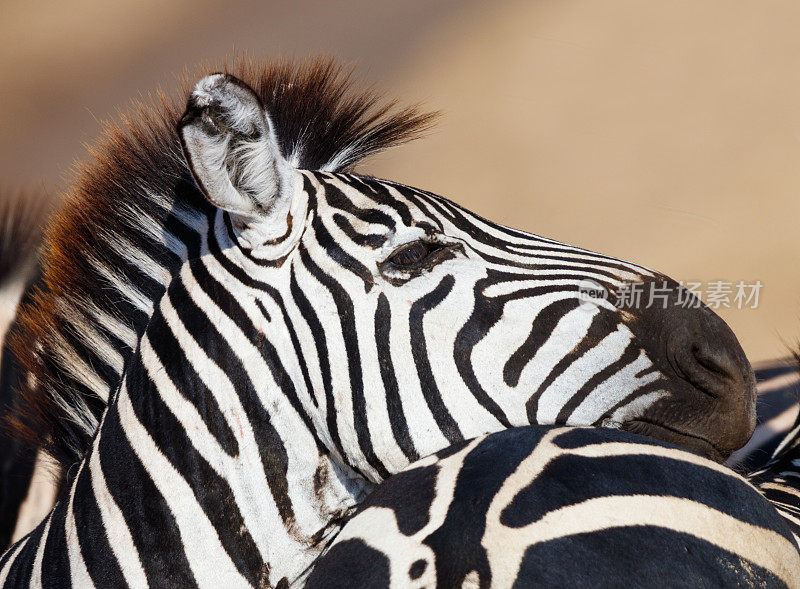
left=670, top=338, right=737, bottom=400
left=691, top=341, right=739, bottom=380
left=665, top=307, right=749, bottom=399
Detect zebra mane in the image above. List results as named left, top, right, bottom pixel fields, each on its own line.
left=9, top=58, right=436, bottom=468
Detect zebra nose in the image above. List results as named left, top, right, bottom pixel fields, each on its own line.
left=660, top=295, right=757, bottom=456
left=666, top=306, right=751, bottom=400
left=622, top=277, right=757, bottom=460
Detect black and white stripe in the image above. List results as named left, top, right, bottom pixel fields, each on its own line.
left=728, top=359, right=800, bottom=471
left=748, top=403, right=800, bottom=536
left=308, top=424, right=800, bottom=587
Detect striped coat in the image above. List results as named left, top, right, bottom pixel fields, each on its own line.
left=308, top=423, right=800, bottom=587
left=0, top=60, right=766, bottom=586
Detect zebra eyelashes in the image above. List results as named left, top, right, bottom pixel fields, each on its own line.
left=387, top=241, right=436, bottom=267
left=379, top=239, right=463, bottom=274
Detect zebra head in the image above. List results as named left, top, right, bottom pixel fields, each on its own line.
left=178, top=73, right=755, bottom=480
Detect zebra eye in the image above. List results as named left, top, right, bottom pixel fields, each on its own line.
left=387, top=241, right=437, bottom=268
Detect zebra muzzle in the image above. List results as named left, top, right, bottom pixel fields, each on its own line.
left=623, top=277, right=757, bottom=461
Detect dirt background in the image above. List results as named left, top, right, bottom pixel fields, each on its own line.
left=3, top=0, right=800, bottom=362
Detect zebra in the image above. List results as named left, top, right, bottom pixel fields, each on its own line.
left=748, top=388, right=800, bottom=542
left=0, top=59, right=758, bottom=585
left=307, top=418, right=800, bottom=588
left=728, top=358, right=800, bottom=472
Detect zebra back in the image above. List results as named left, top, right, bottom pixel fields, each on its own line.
left=308, top=425, right=800, bottom=587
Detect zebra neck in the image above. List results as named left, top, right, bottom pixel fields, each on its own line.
left=0, top=376, right=368, bottom=587
left=25, top=191, right=211, bottom=466
left=114, top=249, right=373, bottom=583
left=35, top=324, right=371, bottom=586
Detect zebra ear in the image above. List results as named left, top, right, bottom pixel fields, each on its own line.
left=178, top=73, right=294, bottom=221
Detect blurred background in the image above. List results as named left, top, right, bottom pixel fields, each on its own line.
left=2, top=0, right=800, bottom=362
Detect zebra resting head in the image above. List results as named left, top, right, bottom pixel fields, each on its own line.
left=177, top=69, right=754, bottom=473
left=1, top=59, right=762, bottom=586
left=11, top=60, right=755, bottom=475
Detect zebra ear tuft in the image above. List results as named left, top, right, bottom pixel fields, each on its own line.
left=178, top=73, right=294, bottom=220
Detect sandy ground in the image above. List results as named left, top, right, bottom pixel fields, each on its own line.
left=2, top=1, right=800, bottom=362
